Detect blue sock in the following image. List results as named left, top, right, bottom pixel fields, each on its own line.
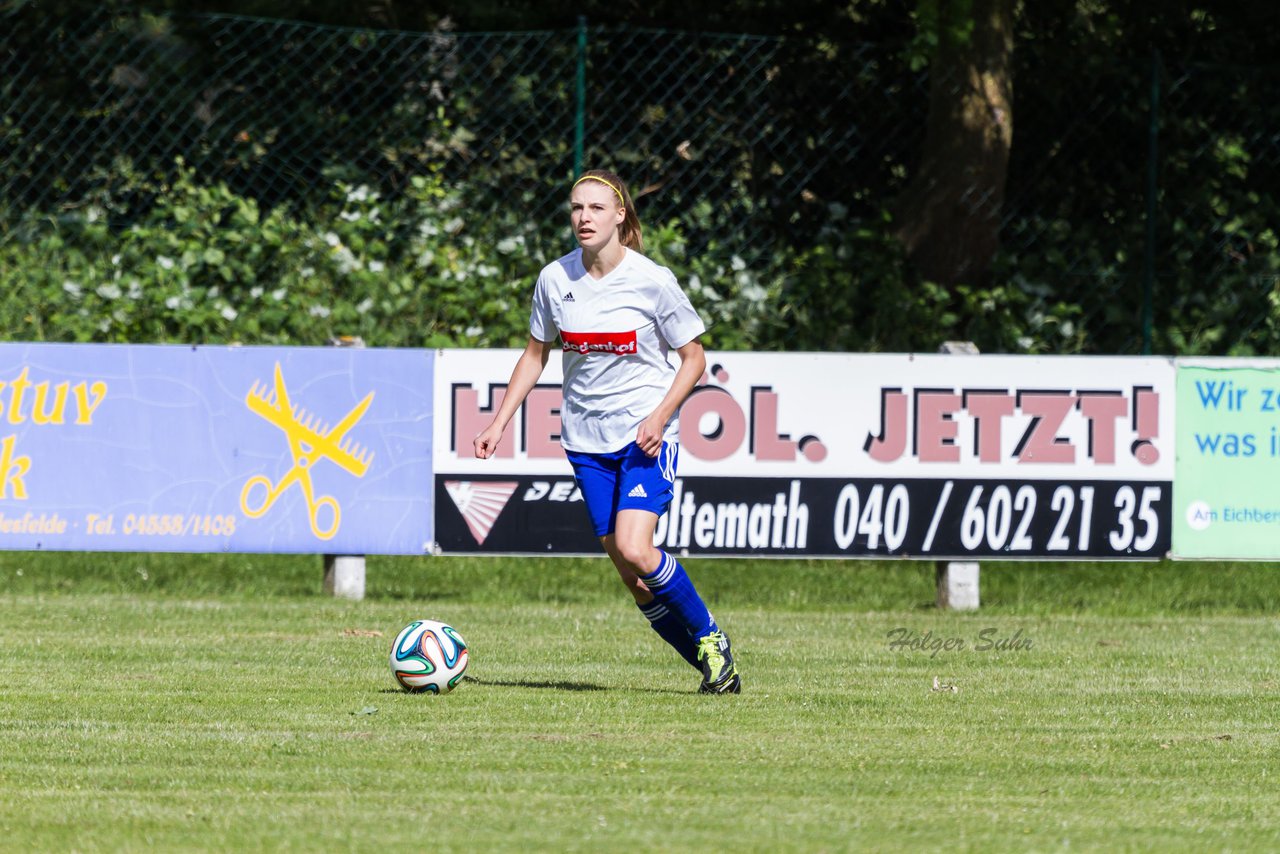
left=638, top=599, right=701, bottom=670
left=638, top=552, right=718, bottom=643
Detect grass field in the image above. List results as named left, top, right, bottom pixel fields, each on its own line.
left=2, top=552, right=1278, bottom=851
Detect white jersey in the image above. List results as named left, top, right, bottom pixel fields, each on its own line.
left=529, top=247, right=706, bottom=454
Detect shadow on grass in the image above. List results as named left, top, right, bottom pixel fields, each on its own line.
left=375, top=678, right=604, bottom=695
left=464, top=676, right=607, bottom=692
left=461, top=676, right=695, bottom=695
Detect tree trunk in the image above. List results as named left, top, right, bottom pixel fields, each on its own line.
left=895, top=0, right=1015, bottom=286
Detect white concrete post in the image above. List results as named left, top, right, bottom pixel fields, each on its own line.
left=935, top=561, right=980, bottom=610
left=324, top=554, right=367, bottom=600
left=936, top=341, right=980, bottom=610
left=324, top=335, right=367, bottom=600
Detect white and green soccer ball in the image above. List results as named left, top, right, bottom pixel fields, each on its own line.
left=389, top=619, right=469, bottom=694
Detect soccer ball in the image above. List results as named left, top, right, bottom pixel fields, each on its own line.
left=389, top=619, right=469, bottom=693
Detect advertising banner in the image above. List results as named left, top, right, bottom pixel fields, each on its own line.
left=1173, top=360, right=1280, bottom=558
left=434, top=350, right=1175, bottom=559
left=0, top=343, right=433, bottom=554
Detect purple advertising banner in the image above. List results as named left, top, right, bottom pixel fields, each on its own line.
left=0, top=343, right=433, bottom=553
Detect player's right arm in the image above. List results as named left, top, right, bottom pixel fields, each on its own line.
left=473, top=336, right=556, bottom=459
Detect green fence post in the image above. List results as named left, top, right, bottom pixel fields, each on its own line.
left=1142, top=48, right=1161, bottom=355
left=574, top=16, right=587, bottom=178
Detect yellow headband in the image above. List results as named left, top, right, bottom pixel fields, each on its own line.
left=573, top=175, right=625, bottom=206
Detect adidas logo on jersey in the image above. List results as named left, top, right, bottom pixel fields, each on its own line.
left=628, top=483, right=648, bottom=498
left=563, top=292, right=575, bottom=302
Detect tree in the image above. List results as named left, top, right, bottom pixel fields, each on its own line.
left=893, top=0, right=1016, bottom=286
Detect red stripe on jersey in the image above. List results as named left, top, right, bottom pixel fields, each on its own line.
left=561, top=330, right=638, bottom=356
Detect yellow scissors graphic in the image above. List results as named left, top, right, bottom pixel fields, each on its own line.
left=240, top=362, right=374, bottom=540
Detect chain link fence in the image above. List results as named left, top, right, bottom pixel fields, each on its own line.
left=3, top=9, right=1279, bottom=354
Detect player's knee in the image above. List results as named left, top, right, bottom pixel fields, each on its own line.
left=615, top=538, right=659, bottom=574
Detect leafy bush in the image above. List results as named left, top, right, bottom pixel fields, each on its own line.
left=9, top=136, right=1275, bottom=358
left=0, top=162, right=549, bottom=348
left=2, top=160, right=1123, bottom=355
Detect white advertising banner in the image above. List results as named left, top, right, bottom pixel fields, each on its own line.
left=434, top=350, right=1175, bottom=559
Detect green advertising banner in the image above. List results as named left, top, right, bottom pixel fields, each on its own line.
left=1174, top=361, right=1280, bottom=558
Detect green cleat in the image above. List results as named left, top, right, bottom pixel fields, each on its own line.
left=696, top=631, right=740, bottom=694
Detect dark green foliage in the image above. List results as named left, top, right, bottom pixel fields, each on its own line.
left=0, top=165, right=542, bottom=346
left=2, top=5, right=1279, bottom=354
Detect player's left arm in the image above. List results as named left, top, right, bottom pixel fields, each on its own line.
left=635, top=338, right=706, bottom=457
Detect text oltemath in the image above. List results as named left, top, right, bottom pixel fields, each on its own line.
left=886, top=627, right=1034, bottom=659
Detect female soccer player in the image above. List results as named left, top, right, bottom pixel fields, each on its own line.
left=473, top=169, right=740, bottom=694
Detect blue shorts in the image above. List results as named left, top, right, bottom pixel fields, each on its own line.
left=565, top=442, right=679, bottom=537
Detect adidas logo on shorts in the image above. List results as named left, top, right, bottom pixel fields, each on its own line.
left=628, top=483, right=648, bottom=498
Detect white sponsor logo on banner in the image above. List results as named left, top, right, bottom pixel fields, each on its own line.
left=443, top=480, right=518, bottom=546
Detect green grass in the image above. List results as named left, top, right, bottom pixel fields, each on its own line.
left=2, top=554, right=1279, bottom=851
